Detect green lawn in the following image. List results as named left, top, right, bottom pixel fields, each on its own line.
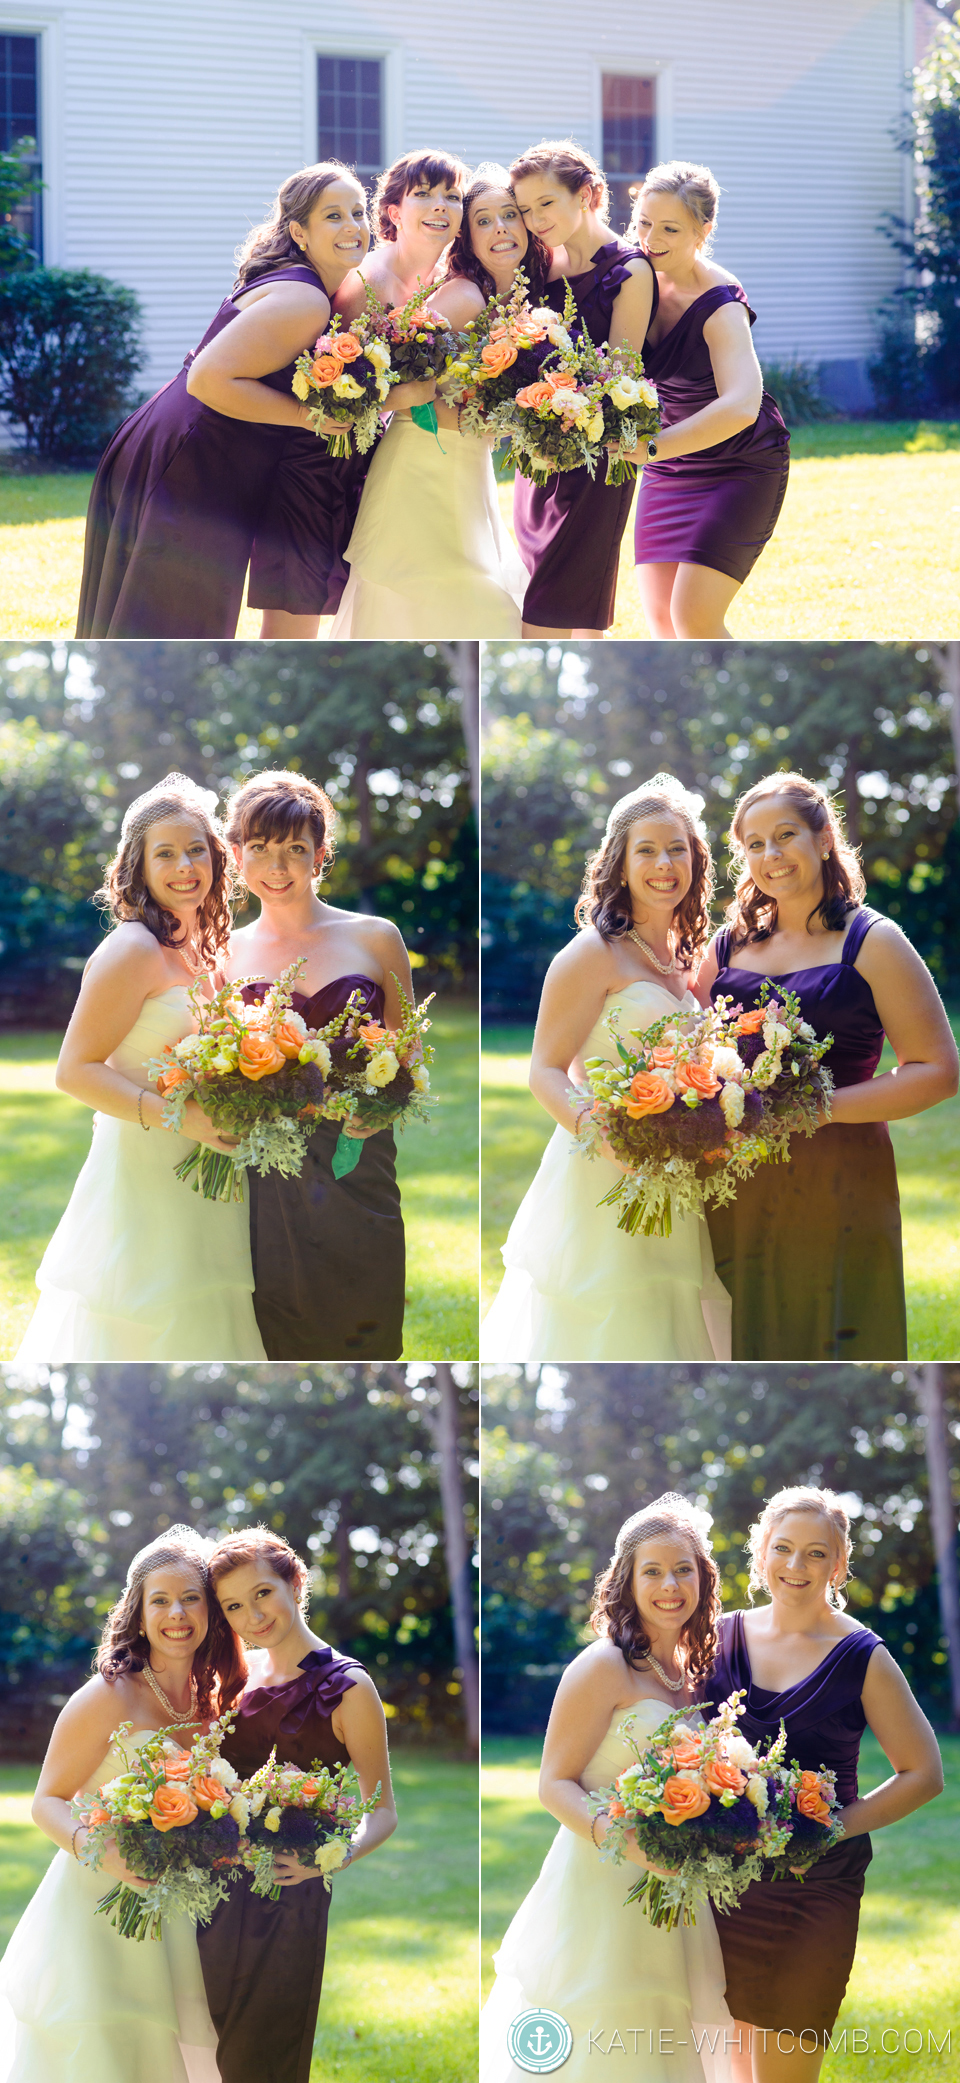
left=0, top=1753, right=478, bottom=2083
left=481, top=1732, right=960, bottom=2081
left=481, top=1014, right=960, bottom=1359
left=3, top=423, right=959, bottom=640
left=0, top=1005, right=479, bottom=1361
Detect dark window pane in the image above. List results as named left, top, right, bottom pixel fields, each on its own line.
left=601, top=73, right=656, bottom=234
left=0, top=33, right=41, bottom=258
left=317, top=51, right=383, bottom=184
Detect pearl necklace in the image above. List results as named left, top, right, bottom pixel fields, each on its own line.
left=626, top=927, right=678, bottom=976
left=141, top=1660, right=198, bottom=1727
left=643, top=1651, right=686, bottom=1692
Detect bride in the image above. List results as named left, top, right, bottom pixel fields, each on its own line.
left=15, top=774, right=265, bottom=1363
left=331, top=159, right=531, bottom=636
left=481, top=775, right=731, bottom=1361
left=481, top=1495, right=733, bottom=2083
left=0, top=1526, right=234, bottom=2082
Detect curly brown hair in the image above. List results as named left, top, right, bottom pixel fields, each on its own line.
left=371, top=149, right=471, bottom=244
left=96, top=773, right=233, bottom=967
left=725, top=771, right=866, bottom=949
left=508, top=138, right=610, bottom=223
left=224, top=768, right=337, bottom=887
left=95, top=1528, right=240, bottom=1722
left=234, top=161, right=365, bottom=288
left=208, top=1527, right=313, bottom=1705
left=575, top=776, right=714, bottom=968
left=441, top=163, right=550, bottom=302
left=591, top=1501, right=720, bottom=1687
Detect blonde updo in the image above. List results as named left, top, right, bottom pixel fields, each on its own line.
left=630, top=160, right=720, bottom=248
left=748, top=1486, right=854, bottom=1610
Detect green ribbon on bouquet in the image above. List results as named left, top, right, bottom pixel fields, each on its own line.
left=332, top=1131, right=364, bottom=1180
left=410, top=400, right=444, bottom=448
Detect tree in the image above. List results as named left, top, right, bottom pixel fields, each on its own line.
left=873, top=14, right=960, bottom=411
left=909, top=1365, right=960, bottom=1728
left=0, top=137, right=40, bottom=273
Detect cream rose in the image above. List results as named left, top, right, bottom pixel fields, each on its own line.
left=366, top=1048, right=399, bottom=1087
left=292, top=368, right=311, bottom=402
left=332, top=373, right=365, bottom=399
left=610, top=377, right=642, bottom=409
left=315, top=1839, right=348, bottom=1875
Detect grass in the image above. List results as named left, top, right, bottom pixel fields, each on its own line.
left=2, top=422, right=959, bottom=639
left=480, top=1731, right=960, bottom=2079
left=0, top=1005, right=478, bottom=1361
left=0, top=1753, right=478, bottom=2083
left=480, top=1013, right=960, bottom=1359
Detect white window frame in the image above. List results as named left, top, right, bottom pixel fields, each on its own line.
left=300, top=30, right=403, bottom=180
left=593, top=58, right=673, bottom=186
left=0, top=8, right=62, bottom=264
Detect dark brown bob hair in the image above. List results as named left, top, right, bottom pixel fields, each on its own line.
left=591, top=1498, right=720, bottom=1687
left=96, top=1527, right=241, bottom=1722
left=224, top=769, right=338, bottom=884
left=96, top=772, right=232, bottom=967
left=372, top=149, right=471, bottom=243
left=234, top=161, right=365, bottom=288
left=725, top=771, right=866, bottom=948
left=575, top=776, right=714, bottom=969
left=508, top=137, right=610, bottom=223
left=208, top=1527, right=311, bottom=1701
left=442, top=163, right=550, bottom=303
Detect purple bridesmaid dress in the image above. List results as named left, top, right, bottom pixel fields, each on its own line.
left=513, top=240, right=657, bottom=629
left=708, top=906, right=907, bottom=1360
left=197, top=1646, right=366, bottom=2083
left=634, top=283, right=789, bottom=582
left=77, top=266, right=365, bottom=637
left=703, top=1612, right=883, bottom=2037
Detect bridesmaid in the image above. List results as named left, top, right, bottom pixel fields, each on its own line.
left=199, top=1529, right=397, bottom=2083
left=508, top=138, right=657, bottom=639
left=77, top=162, right=426, bottom=640
left=222, top=768, right=411, bottom=1360
left=629, top=162, right=790, bottom=637
left=703, top=1487, right=943, bottom=2083
left=695, top=771, right=959, bottom=1360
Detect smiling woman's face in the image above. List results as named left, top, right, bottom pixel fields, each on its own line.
left=389, top=177, right=464, bottom=249
left=512, top=170, right=587, bottom=248
left=236, top=820, right=321, bottom=906
left=141, top=816, right=213, bottom=914
left=622, top=812, right=694, bottom=924
left=291, top=177, right=370, bottom=280
left=630, top=1537, right=700, bottom=1637
left=760, top=1513, right=840, bottom=1604
left=737, top=794, right=825, bottom=908
left=215, top=1559, right=301, bottom=1648
left=633, top=189, right=706, bottom=274
left=140, top=1566, right=209, bottom=1663
left=467, top=186, right=528, bottom=274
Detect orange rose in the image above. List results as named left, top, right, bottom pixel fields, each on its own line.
left=702, top=1754, right=746, bottom=1798
left=606, top=1798, right=626, bottom=1818
left=359, top=1021, right=388, bottom=1046
left=162, top=1752, right=194, bottom=1781
left=650, top=1045, right=678, bottom=1068
left=487, top=323, right=510, bottom=342
left=546, top=369, right=578, bottom=391
left=86, top=1803, right=110, bottom=1826
left=516, top=380, right=553, bottom=409
left=625, top=1072, right=675, bottom=1119
left=191, top=1774, right=227, bottom=1811
left=333, top=333, right=362, bottom=362
left=238, top=1030, right=287, bottom=1081
left=676, top=1061, right=722, bottom=1100
left=274, top=1018, right=306, bottom=1061
left=149, top=1783, right=198, bottom=1832
left=310, top=353, right=344, bottom=386
left=666, top=1734, right=704, bottom=1770
left=796, top=1773, right=832, bottom=1825
left=735, top=1008, right=765, bottom=1034
left=659, top=1774, right=711, bottom=1825
left=155, top=1061, right=192, bottom=1097
left=479, top=338, right=518, bottom=377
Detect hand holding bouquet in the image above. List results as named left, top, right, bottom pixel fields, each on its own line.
left=574, top=333, right=660, bottom=485
left=573, top=979, right=833, bottom=1237
left=73, top=1716, right=242, bottom=1941
left=292, top=306, right=397, bottom=456
left=233, top=1750, right=381, bottom=1899
left=298, top=977, right=435, bottom=1178
left=438, top=268, right=556, bottom=439
left=373, top=280, right=453, bottom=436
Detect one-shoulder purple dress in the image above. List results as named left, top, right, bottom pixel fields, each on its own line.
left=240, top=975, right=404, bottom=1361
left=197, top=1646, right=366, bottom=2083
left=513, top=241, right=657, bottom=629
left=634, top=282, right=789, bottom=583
left=708, top=907, right=907, bottom=1360
left=703, top=1613, right=882, bottom=2037
left=77, top=265, right=365, bottom=637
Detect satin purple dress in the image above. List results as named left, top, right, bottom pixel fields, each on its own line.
left=707, top=907, right=907, bottom=1360
left=703, top=1613, right=882, bottom=2036
left=513, top=240, right=657, bottom=628
left=240, top=975, right=404, bottom=1361
left=634, top=283, right=789, bottom=583
left=197, top=1646, right=365, bottom=2083
left=77, top=265, right=365, bottom=637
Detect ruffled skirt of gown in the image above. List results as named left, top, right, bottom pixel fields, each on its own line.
left=330, top=417, right=525, bottom=637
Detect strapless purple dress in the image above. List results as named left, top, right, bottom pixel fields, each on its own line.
left=197, top=1647, right=364, bottom=2083
left=513, top=241, right=657, bottom=629
left=634, top=283, right=789, bottom=583
left=239, top=974, right=404, bottom=1361
left=703, top=1612, right=882, bottom=2037
left=77, top=265, right=365, bottom=637
left=708, top=906, right=906, bottom=1360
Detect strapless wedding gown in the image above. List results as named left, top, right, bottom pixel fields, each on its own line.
left=0, top=1729, right=219, bottom=2083
left=330, top=416, right=526, bottom=636
left=15, top=988, right=265, bottom=1362
left=481, top=983, right=732, bottom=1361
left=481, top=1700, right=734, bottom=2083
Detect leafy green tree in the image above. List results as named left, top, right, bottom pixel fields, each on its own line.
left=0, top=137, right=40, bottom=272
left=872, top=13, right=960, bottom=410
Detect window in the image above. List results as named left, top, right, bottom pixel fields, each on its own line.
left=602, top=73, right=655, bottom=237
left=317, top=54, right=383, bottom=194
left=0, top=32, right=41, bottom=258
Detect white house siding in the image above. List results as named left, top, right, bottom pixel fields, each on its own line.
left=1, top=0, right=913, bottom=400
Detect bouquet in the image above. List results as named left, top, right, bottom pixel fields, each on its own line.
left=234, top=1751, right=381, bottom=1900
left=298, top=979, right=435, bottom=1179
left=586, top=1692, right=844, bottom=1930
left=73, top=1717, right=242, bottom=1942
left=438, top=268, right=555, bottom=439
left=292, top=307, right=397, bottom=456
left=572, top=332, right=660, bottom=485
left=373, top=280, right=453, bottom=437
left=573, top=978, right=834, bottom=1237
left=147, top=958, right=327, bottom=1202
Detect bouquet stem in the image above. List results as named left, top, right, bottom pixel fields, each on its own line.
left=605, top=455, right=638, bottom=487
left=95, top=1880, right=161, bottom=1943
left=598, top=1182, right=672, bottom=1239
left=623, top=1871, right=691, bottom=1930
left=174, top=1146, right=244, bottom=1203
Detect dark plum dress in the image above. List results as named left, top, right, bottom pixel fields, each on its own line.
left=707, top=907, right=907, bottom=1360
left=77, top=266, right=365, bottom=637
left=513, top=241, right=657, bottom=629
left=634, top=283, right=789, bottom=583
left=704, top=1613, right=883, bottom=2037
left=241, top=975, right=405, bottom=1362
left=197, top=1646, right=366, bottom=2083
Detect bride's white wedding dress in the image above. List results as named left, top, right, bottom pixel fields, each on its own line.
left=480, top=982, right=732, bottom=1363
left=330, top=415, right=526, bottom=636
left=480, top=1700, right=734, bottom=2083
left=0, top=1729, right=219, bottom=2083
left=15, top=988, right=265, bottom=1363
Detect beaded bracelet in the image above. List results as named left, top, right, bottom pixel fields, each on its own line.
left=72, top=1823, right=85, bottom=1860
left=590, top=1814, right=603, bottom=1849
left=137, top=1090, right=150, bottom=1132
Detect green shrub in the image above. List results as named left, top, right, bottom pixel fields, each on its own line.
left=0, top=268, right=145, bottom=460
left=0, top=137, right=41, bottom=272
left=761, top=357, right=835, bottom=425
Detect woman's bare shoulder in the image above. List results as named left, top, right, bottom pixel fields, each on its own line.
left=545, top=926, right=612, bottom=984
left=84, top=922, right=165, bottom=982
